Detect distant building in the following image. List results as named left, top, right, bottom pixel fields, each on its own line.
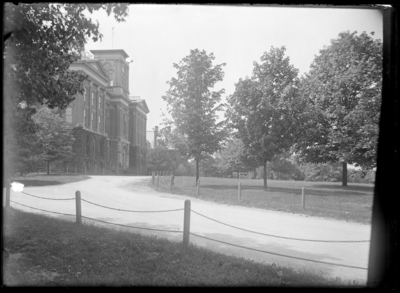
left=59, top=49, right=149, bottom=174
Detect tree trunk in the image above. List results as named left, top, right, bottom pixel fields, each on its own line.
left=342, top=161, right=348, bottom=186
left=263, top=160, right=267, bottom=190
left=196, top=157, right=199, bottom=186
left=47, top=161, right=50, bottom=175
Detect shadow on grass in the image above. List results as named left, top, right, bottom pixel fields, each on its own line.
left=312, top=184, right=374, bottom=193
left=13, top=173, right=85, bottom=177
left=199, top=184, right=371, bottom=196
left=10, top=180, right=63, bottom=187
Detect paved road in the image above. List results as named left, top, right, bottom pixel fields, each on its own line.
left=6, top=176, right=371, bottom=284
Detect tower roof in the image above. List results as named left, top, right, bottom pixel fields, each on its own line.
left=90, top=49, right=129, bottom=59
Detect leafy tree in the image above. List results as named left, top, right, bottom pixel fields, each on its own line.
left=10, top=119, right=42, bottom=177
left=3, top=3, right=128, bottom=177
left=32, top=108, right=76, bottom=174
left=227, top=46, right=304, bottom=189
left=162, top=49, right=227, bottom=185
left=199, top=155, right=219, bottom=177
left=4, top=3, right=128, bottom=110
left=4, top=105, right=40, bottom=177
left=348, top=169, right=375, bottom=184
left=298, top=163, right=342, bottom=182
left=294, top=31, right=382, bottom=186
left=146, top=146, right=174, bottom=173
left=218, top=138, right=256, bottom=178
left=156, top=126, right=173, bottom=148
left=270, top=152, right=303, bottom=180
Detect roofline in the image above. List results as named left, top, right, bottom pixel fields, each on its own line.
left=90, top=49, right=129, bottom=59
left=82, top=60, right=110, bottom=78
left=70, top=61, right=109, bottom=84
left=129, top=99, right=150, bottom=114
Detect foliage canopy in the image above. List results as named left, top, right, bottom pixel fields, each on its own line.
left=294, top=31, right=382, bottom=171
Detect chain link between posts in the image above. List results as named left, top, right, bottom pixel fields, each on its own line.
left=22, top=191, right=75, bottom=200
left=191, top=210, right=370, bottom=243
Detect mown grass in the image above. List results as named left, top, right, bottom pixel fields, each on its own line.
left=3, top=208, right=357, bottom=287
left=150, top=176, right=374, bottom=225
left=9, top=173, right=91, bottom=187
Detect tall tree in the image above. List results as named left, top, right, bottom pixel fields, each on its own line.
left=162, top=49, right=227, bottom=185
left=294, top=31, right=382, bottom=186
left=227, top=46, right=304, bottom=189
left=8, top=106, right=42, bottom=176
left=3, top=3, right=128, bottom=177
left=32, top=108, right=76, bottom=174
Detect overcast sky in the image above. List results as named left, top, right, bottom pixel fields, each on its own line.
left=84, top=4, right=383, bottom=134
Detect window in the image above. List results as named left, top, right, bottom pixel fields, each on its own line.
left=123, top=114, right=126, bottom=137
left=108, top=71, right=114, bottom=86
left=91, top=93, right=94, bottom=106
left=66, top=108, right=72, bottom=123
left=91, top=113, right=94, bottom=128
left=105, top=109, right=108, bottom=134
left=98, top=116, right=101, bottom=131
left=84, top=109, right=88, bottom=127
left=99, top=97, right=102, bottom=109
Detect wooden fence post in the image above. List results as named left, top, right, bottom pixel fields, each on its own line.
left=183, top=200, right=191, bottom=246
left=197, top=179, right=200, bottom=195
left=238, top=182, right=241, bottom=201
left=75, top=191, right=82, bottom=224
left=302, top=187, right=305, bottom=209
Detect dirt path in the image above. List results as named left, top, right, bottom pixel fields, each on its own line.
left=6, top=176, right=372, bottom=284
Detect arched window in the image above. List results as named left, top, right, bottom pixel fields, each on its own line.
left=108, top=72, right=114, bottom=86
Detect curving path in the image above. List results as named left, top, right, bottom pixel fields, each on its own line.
left=6, top=176, right=371, bottom=284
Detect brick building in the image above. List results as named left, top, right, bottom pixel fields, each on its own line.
left=62, top=49, right=149, bottom=174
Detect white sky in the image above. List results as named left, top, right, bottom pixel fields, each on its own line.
left=84, top=4, right=383, bottom=134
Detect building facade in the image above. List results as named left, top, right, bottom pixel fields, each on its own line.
left=62, top=49, right=149, bottom=174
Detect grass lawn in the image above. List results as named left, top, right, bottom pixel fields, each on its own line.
left=150, top=176, right=374, bottom=225
left=3, top=208, right=356, bottom=286
left=9, top=173, right=91, bottom=187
